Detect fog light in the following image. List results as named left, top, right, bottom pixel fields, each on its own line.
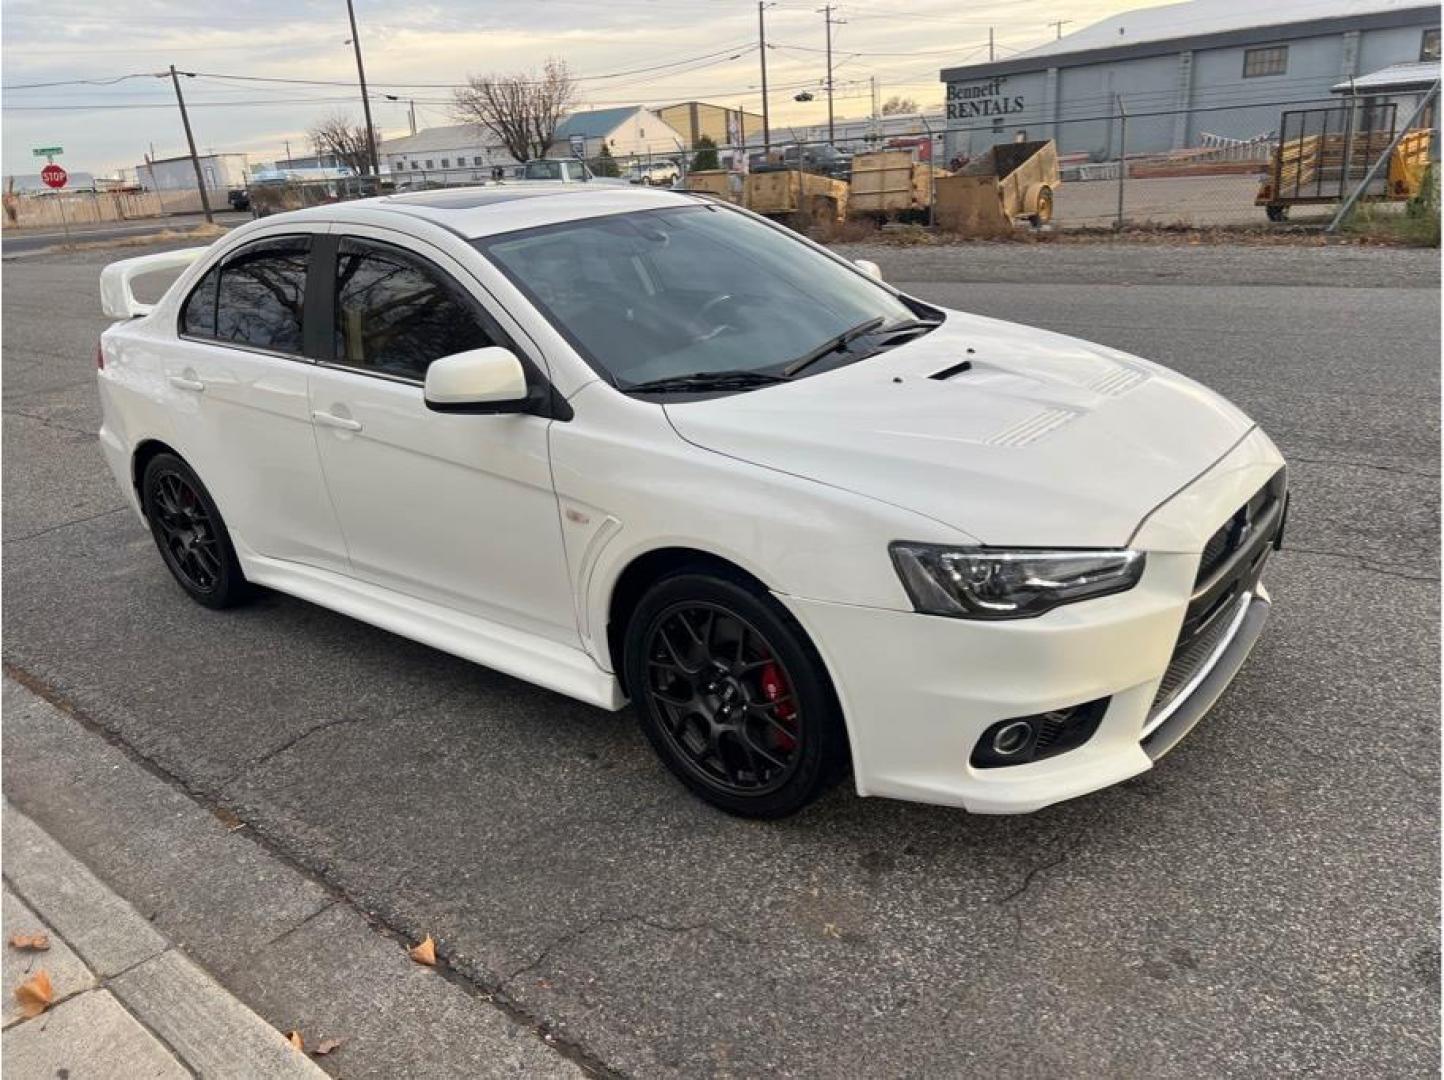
left=970, top=698, right=1111, bottom=769
left=991, top=720, right=1035, bottom=756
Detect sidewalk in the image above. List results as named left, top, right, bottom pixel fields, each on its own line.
left=1, top=675, right=587, bottom=1078
left=3, top=801, right=327, bottom=1079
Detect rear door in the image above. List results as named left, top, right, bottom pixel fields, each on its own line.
left=161, top=230, right=350, bottom=572
left=305, top=229, right=577, bottom=645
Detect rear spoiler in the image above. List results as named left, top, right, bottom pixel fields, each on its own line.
left=99, top=246, right=209, bottom=319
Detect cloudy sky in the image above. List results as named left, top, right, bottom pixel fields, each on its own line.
left=3, top=0, right=1164, bottom=177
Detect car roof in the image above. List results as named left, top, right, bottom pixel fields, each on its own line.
left=281, top=184, right=703, bottom=240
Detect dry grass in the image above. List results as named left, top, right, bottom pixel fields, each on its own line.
left=13, top=222, right=227, bottom=256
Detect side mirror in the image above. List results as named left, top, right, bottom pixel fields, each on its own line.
left=424, top=346, right=530, bottom=414
left=854, top=258, right=883, bottom=282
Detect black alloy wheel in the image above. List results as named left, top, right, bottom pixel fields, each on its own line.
left=141, top=453, right=251, bottom=609
left=625, top=572, right=846, bottom=817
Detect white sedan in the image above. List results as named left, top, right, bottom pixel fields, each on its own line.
left=96, top=187, right=1286, bottom=818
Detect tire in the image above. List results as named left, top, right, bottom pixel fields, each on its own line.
left=623, top=571, right=848, bottom=818
left=1265, top=203, right=1288, bottom=222
left=140, top=452, right=252, bottom=609
left=1028, top=185, right=1053, bottom=227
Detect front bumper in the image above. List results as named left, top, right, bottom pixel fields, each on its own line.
left=781, top=427, right=1285, bottom=814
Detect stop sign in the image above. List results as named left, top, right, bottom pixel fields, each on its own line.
left=41, top=164, right=67, bottom=189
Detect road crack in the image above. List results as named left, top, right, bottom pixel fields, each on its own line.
left=1280, top=545, right=1439, bottom=583
left=503, top=913, right=760, bottom=987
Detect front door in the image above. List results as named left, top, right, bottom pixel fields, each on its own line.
left=306, top=231, right=578, bottom=646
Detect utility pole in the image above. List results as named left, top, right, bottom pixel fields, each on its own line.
left=988, top=26, right=995, bottom=61
left=819, top=4, right=844, bottom=144
left=166, top=65, right=213, bottom=224
left=284, top=139, right=292, bottom=166
left=758, top=1, right=773, bottom=152
left=409, top=99, right=417, bottom=136
left=345, top=0, right=380, bottom=175
left=871, top=74, right=880, bottom=140
left=1049, top=19, right=1072, bottom=39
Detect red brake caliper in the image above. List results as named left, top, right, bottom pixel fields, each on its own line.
left=759, top=661, right=798, bottom=751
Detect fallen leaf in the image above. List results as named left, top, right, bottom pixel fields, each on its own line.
left=408, top=935, right=436, bottom=966
left=287, top=1031, right=304, bottom=1053
left=15, top=970, right=53, bottom=1018
left=8, top=932, right=51, bottom=951
left=312, top=1038, right=342, bottom=1056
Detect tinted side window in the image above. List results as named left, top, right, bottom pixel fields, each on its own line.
left=180, top=265, right=220, bottom=338
left=333, top=238, right=494, bottom=381
left=209, top=236, right=310, bottom=354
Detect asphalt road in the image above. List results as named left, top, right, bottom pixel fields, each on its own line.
left=3, top=241, right=1438, bottom=1078
left=0, top=212, right=251, bottom=256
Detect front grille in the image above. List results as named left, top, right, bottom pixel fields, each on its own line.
left=1147, top=468, right=1287, bottom=725
left=1149, top=591, right=1247, bottom=717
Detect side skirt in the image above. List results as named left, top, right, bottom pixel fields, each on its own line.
left=234, top=542, right=626, bottom=711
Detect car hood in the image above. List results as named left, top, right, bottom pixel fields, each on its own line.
left=663, top=312, right=1255, bottom=548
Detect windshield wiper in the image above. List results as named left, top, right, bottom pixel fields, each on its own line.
left=782, top=316, right=886, bottom=377
left=624, top=369, right=791, bottom=394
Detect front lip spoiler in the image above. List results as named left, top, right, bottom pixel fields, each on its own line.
left=1141, top=591, right=1271, bottom=761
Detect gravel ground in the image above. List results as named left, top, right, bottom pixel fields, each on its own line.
left=3, top=241, right=1438, bottom=1079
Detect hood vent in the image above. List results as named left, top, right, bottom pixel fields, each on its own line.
left=929, top=359, right=974, bottom=381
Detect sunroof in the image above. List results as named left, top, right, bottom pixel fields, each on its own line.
left=384, top=187, right=581, bottom=210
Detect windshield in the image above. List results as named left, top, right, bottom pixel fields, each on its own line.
left=523, top=161, right=565, bottom=180
left=476, top=205, right=918, bottom=388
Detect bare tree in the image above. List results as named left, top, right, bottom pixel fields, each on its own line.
left=308, top=113, right=374, bottom=174
left=452, top=58, right=578, bottom=162
left=880, top=95, right=920, bottom=116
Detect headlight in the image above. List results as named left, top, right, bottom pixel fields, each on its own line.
left=889, top=543, right=1145, bottom=619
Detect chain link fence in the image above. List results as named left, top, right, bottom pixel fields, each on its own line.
left=235, top=93, right=1435, bottom=236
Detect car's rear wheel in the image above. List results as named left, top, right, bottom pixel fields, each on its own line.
left=624, top=572, right=847, bottom=818
left=140, top=452, right=252, bottom=609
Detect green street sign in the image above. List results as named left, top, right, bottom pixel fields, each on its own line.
left=32, top=146, right=63, bottom=158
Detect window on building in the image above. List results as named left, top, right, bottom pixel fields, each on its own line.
left=1243, top=45, right=1288, bottom=77
left=474, top=156, right=484, bottom=167
left=425, top=159, right=434, bottom=168
left=441, top=158, right=450, bottom=168
left=394, top=161, right=406, bottom=171
left=182, top=236, right=310, bottom=354
left=1422, top=28, right=1440, bottom=61
left=410, top=161, right=419, bottom=169
left=333, top=237, right=497, bottom=382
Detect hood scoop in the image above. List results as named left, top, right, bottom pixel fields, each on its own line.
left=929, top=359, right=974, bottom=381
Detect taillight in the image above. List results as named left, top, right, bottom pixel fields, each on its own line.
left=96, top=342, right=104, bottom=370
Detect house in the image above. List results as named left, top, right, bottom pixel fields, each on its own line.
left=548, top=107, right=687, bottom=161
left=379, top=124, right=519, bottom=185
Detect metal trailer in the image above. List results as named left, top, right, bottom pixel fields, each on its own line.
left=848, top=149, right=949, bottom=220
left=1255, top=102, right=1433, bottom=221
left=933, top=139, right=1060, bottom=235
left=682, top=170, right=741, bottom=203
left=743, top=169, right=849, bottom=225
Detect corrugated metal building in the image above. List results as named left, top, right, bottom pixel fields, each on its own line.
left=136, top=153, right=249, bottom=192
left=939, top=0, right=1440, bottom=161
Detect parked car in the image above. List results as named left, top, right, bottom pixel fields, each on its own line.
left=96, top=187, right=1286, bottom=818
left=627, top=161, right=681, bottom=186
left=751, top=143, right=853, bottom=180
left=518, top=158, right=629, bottom=185
left=226, top=188, right=250, bottom=212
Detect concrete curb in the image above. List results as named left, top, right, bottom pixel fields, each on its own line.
left=3, top=801, right=326, bottom=1078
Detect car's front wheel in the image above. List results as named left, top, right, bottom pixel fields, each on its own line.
left=140, top=452, right=252, bottom=609
left=624, top=571, right=847, bottom=818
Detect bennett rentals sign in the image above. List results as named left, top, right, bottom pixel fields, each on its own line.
left=946, top=78, right=1025, bottom=120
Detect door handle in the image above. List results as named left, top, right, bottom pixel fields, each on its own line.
left=312, top=410, right=362, bottom=432
left=167, top=375, right=205, bottom=392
